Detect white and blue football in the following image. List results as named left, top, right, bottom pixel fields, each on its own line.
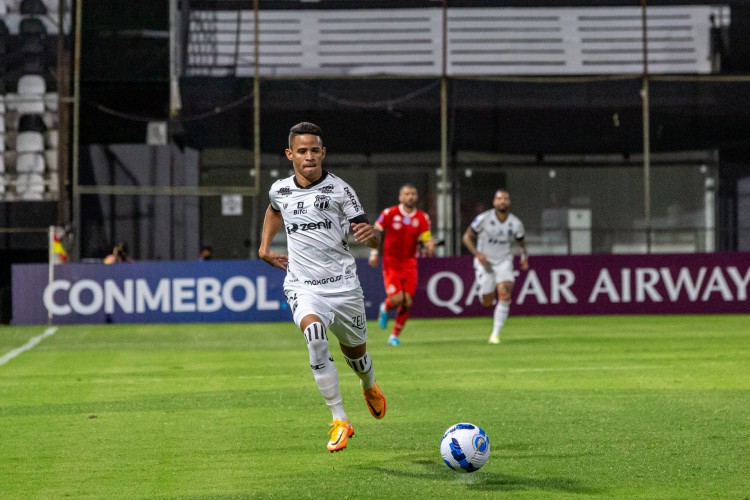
left=440, top=422, right=490, bottom=473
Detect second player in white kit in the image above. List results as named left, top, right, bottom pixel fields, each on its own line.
left=463, top=190, right=529, bottom=344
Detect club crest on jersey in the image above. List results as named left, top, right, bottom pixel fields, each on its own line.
left=319, top=184, right=334, bottom=194
left=294, top=201, right=307, bottom=215
left=314, top=195, right=331, bottom=210
left=277, top=186, right=292, bottom=196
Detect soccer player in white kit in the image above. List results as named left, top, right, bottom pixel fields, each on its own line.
left=462, top=189, right=529, bottom=344
left=258, top=122, right=387, bottom=452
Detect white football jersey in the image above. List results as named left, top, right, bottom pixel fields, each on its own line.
left=470, top=210, right=525, bottom=264
left=268, top=170, right=367, bottom=293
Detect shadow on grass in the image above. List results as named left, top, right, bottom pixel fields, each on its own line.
left=367, top=457, right=602, bottom=495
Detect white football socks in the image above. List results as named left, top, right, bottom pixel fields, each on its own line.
left=491, top=300, right=510, bottom=337
left=304, top=322, right=347, bottom=421
left=344, top=352, right=375, bottom=391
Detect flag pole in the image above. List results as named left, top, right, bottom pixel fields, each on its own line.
left=48, top=225, right=55, bottom=325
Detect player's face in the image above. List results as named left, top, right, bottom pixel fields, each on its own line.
left=399, top=187, right=418, bottom=209
left=286, top=134, right=326, bottom=185
left=493, top=191, right=511, bottom=212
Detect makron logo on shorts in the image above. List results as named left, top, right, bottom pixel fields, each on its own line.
left=304, top=274, right=343, bottom=286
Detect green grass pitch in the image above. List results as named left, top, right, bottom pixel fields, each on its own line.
left=1, top=315, right=748, bottom=499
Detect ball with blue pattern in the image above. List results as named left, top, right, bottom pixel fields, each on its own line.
left=440, top=423, right=490, bottom=473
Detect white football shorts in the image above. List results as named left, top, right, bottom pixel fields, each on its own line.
left=284, top=286, right=368, bottom=347
left=474, top=257, right=515, bottom=295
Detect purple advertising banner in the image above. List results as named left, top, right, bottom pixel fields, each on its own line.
left=12, top=260, right=291, bottom=325
left=410, top=253, right=750, bottom=317
left=11, top=252, right=750, bottom=325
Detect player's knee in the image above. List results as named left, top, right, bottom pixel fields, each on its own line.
left=304, top=322, right=330, bottom=366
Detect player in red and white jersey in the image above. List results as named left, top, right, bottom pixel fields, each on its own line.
left=369, top=184, right=435, bottom=346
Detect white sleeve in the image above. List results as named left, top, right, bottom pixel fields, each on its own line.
left=341, top=181, right=365, bottom=220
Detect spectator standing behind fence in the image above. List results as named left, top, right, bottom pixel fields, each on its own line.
left=103, top=242, right=134, bottom=264
left=462, top=189, right=528, bottom=344
left=369, top=184, right=435, bottom=346
left=258, top=121, right=387, bottom=453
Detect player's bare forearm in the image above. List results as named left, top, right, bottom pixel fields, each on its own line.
left=351, top=222, right=381, bottom=249
left=462, top=229, right=479, bottom=257
left=259, top=205, right=288, bottom=270
left=518, top=240, right=529, bottom=271
left=259, top=250, right=289, bottom=271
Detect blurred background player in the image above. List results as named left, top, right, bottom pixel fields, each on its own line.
left=462, top=189, right=529, bottom=344
left=258, top=122, right=386, bottom=452
left=369, top=184, right=435, bottom=346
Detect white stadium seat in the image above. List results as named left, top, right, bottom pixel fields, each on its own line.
left=4, top=93, right=18, bottom=112
left=16, top=172, right=45, bottom=199
left=48, top=171, right=58, bottom=193
left=16, top=131, right=44, bottom=152
left=17, top=74, right=46, bottom=95
left=44, top=149, right=57, bottom=171
left=44, top=92, right=58, bottom=112
left=42, top=0, right=66, bottom=13
left=15, top=95, right=45, bottom=115
left=15, top=151, right=45, bottom=173
left=46, top=129, right=58, bottom=148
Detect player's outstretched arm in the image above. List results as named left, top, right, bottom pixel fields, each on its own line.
left=518, top=239, right=529, bottom=271
left=258, top=205, right=289, bottom=271
left=462, top=226, right=488, bottom=265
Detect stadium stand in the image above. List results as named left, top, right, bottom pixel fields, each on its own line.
left=1, top=0, right=61, bottom=201
left=19, top=0, right=46, bottom=15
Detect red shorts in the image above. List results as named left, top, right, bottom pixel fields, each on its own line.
left=383, top=262, right=418, bottom=298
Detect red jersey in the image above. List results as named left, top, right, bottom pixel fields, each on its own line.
left=376, top=206, right=432, bottom=268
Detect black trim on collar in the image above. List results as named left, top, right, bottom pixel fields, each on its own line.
left=293, top=170, right=329, bottom=189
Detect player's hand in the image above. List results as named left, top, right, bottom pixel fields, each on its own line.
left=368, top=254, right=379, bottom=267
left=259, top=249, right=289, bottom=271
left=351, top=222, right=378, bottom=246
left=476, top=252, right=489, bottom=266
left=520, top=257, right=529, bottom=271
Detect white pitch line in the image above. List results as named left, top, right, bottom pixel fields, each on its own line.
left=0, top=327, right=58, bottom=366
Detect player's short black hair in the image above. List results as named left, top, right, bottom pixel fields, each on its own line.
left=288, top=122, right=323, bottom=148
